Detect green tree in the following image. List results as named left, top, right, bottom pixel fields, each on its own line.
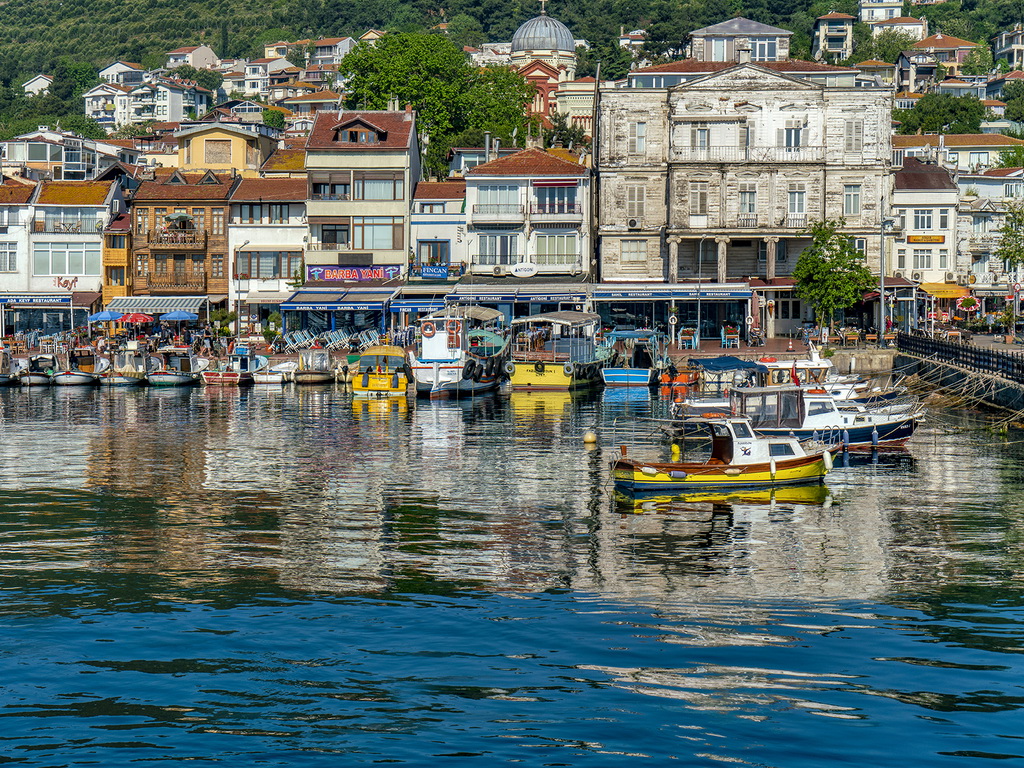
left=460, top=65, right=534, bottom=146
left=262, top=108, right=285, bottom=129
left=170, top=64, right=223, bottom=93
left=996, top=201, right=1024, bottom=268
left=112, top=120, right=155, bottom=138
left=894, top=93, right=984, bottom=134
left=543, top=111, right=589, bottom=149
left=859, top=29, right=917, bottom=64
left=1003, top=80, right=1024, bottom=123
left=576, top=41, right=633, bottom=80
left=996, top=146, right=1024, bottom=167
left=792, top=219, right=876, bottom=327
left=445, top=14, right=486, bottom=51
left=961, top=46, right=994, bottom=76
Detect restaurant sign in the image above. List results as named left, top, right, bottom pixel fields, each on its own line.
left=306, top=265, right=402, bottom=282
left=907, top=235, right=945, bottom=244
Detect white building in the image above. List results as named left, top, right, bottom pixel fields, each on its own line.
left=242, top=57, right=292, bottom=99
left=870, top=16, right=928, bottom=40
left=891, top=157, right=961, bottom=285
left=22, top=75, right=52, bottom=97
left=688, top=17, right=792, bottom=62
left=309, top=37, right=356, bottom=68
left=227, top=177, right=307, bottom=328
left=115, top=79, right=212, bottom=127
left=860, top=0, right=903, bottom=22
left=410, top=180, right=468, bottom=279
left=166, top=44, right=219, bottom=70
left=99, top=61, right=148, bottom=87
left=83, top=83, right=133, bottom=133
left=958, top=167, right=1024, bottom=299
left=464, top=147, right=590, bottom=279
left=994, top=23, right=1024, bottom=70
left=812, top=13, right=855, bottom=61
left=893, top=134, right=1024, bottom=172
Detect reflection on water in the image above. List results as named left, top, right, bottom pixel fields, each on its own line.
left=1, top=386, right=1024, bottom=765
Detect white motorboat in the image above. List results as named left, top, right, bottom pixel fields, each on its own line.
left=292, top=351, right=335, bottom=385
left=409, top=306, right=509, bottom=398
left=52, top=347, right=111, bottom=385
left=254, top=361, right=298, bottom=385
left=17, top=354, right=58, bottom=386
left=148, top=352, right=210, bottom=387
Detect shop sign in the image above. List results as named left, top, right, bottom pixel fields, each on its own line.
left=306, top=265, right=402, bottom=282
left=907, top=235, right=945, bottom=244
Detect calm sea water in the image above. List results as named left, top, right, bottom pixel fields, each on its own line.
left=1, top=385, right=1022, bottom=766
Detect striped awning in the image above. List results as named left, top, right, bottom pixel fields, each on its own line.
left=105, top=296, right=208, bottom=313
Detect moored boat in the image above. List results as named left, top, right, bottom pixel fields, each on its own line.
left=52, top=347, right=111, bottom=385
left=0, top=349, right=19, bottom=386
left=409, top=306, right=509, bottom=398
left=201, top=347, right=269, bottom=386
left=148, top=352, right=209, bottom=387
left=600, top=330, right=668, bottom=387
left=17, top=354, right=58, bottom=386
left=102, top=350, right=158, bottom=386
left=351, top=345, right=413, bottom=397
left=292, top=350, right=335, bottom=385
left=254, top=361, right=298, bottom=385
left=506, top=311, right=605, bottom=391
left=612, top=416, right=833, bottom=492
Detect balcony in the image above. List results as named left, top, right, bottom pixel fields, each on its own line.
left=737, top=215, right=758, bottom=228
left=471, top=204, right=526, bottom=224
left=786, top=215, right=807, bottom=229
left=310, top=192, right=350, bottom=201
left=530, top=203, right=584, bottom=224
left=146, top=230, right=208, bottom=249
left=33, top=219, right=101, bottom=234
left=136, top=272, right=208, bottom=293
left=670, top=146, right=825, bottom=163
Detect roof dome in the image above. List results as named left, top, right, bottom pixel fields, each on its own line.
left=511, top=13, right=576, bottom=53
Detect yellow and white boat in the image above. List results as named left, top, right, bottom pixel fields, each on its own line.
left=612, top=417, right=833, bottom=491
left=506, top=310, right=605, bottom=391
left=351, top=345, right=412, bottom=398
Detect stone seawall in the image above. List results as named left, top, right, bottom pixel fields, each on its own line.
left=828, top=349, right=898, bottom=375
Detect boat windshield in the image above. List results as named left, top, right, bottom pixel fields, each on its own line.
left=360, top=355, right=405, bottom=372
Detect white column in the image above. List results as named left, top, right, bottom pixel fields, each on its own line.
left=715, top=236, right=729, bottom=284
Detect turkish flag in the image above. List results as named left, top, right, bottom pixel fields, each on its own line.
left=791, top=361, right=799, bottom=385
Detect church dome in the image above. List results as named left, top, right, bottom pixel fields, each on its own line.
left=511, top=13, right=576, bottom=53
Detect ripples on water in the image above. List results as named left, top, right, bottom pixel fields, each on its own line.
left=1, top=386, right=1023, bottom=765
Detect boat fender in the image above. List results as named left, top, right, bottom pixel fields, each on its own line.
left=392, top=373, right=400, bottom=389
left=503, top=361, right=515, bottom=376
left=564, top=362, right=575, bottom=377
left=463, top=360, right=475, bottom=380
left=421, top=321, right=436, bottom=338
left=402, top=363, right=413, bottom=381
left=472, top=364, right=484, bottom=382
left=669, top=470, right=687, bottom=479
left=769, top=458, right=777, bottom=481
left=759, top=357, right=777, bottom=363
left=823, top=451, right=834, bottom=471
left=640, top=466, right=658, bottom=476
left=361, top=371, right=370, bottom=389
left=534, top=361, right=545, bottom=374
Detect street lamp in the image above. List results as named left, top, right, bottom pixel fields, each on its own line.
left=696, top=234, right=708, bottom=349
left=880, top=218, right=896, bottom=333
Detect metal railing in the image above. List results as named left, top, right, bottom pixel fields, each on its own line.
left=33, top=219, right=101, bottom=234
left=306, top=242, right=349, bottom=251
left=736, top=215, right=758, bottom=228
left=530, top=203, right=583, bottom=215
left=897, top=331, right=1024, bottom=384
left=310, top=192, right=351, bottom=201
left=147, top=230, right=208, bottom=248
left=671, top=146, right=825, bottom=163
left=472, top=204, right=525, bottom=217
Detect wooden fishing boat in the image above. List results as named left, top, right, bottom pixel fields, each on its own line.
left=201, top=347, right=268, bottom=386
left=409, top=306, right=509, bottom=398
left=101, top=351, right=158, bottom=386
left=147, top=351, right=209, bottom=387
left=615, top=483, right=831, bottom=512
left=17, top=354, right=58, bottom=386
left=254, top=361, right=298, bottom=385
left=612, top=417, right=832, bottom=492
left=0, top=349, right=20, bottom=386
left=292, top=350, right=335, bottom=385
left=600, top=330, right=668, bottom=387
left=52, top=347, right=111, bottom=385
left=507, top=311, right=605, bottom=391
left=351, top=345, right=413, bottom=397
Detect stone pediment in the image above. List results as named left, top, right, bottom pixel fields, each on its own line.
left=669, top=63, right=821, bottom=92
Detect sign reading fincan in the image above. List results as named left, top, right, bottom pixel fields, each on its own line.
left=306, top=265, right=402, bottom=282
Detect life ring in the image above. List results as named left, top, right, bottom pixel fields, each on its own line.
left=462, top=359, right=476, bottom=379
left=808, top=388, right=826, bottom=394
left=746, top=315, right=754, bottom=325
left=421, top=321, right=436, bottom=338
left=446, top=319, right=461, bottom=335
left=564, top=362, right=575, bottom=377
left=759, top=356, right=777, bottom=363
left=503, top=361, right=515, bottom=376
left=534, top=361, right=546, bottom=374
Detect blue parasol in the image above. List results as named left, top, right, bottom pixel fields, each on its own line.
left=161, top=310, right=199, bottom=321
left=89, top=310, right=123, bottom=322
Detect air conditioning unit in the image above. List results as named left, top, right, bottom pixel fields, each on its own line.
left=911, top=271, right=923, bottom=281
left=945, top=271, right=956, bottom=282
left=627, top=218, right=642, bottom=230
left=892, top=269, right=905, bottom=278
left=492, top=265, right=505, bottom=277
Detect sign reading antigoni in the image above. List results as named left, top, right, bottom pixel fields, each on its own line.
left=307, top=265, right=402, bottom=282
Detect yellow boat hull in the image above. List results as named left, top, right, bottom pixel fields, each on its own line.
left=351, top=371, right=411, bottom=397
left=508, top=359, right=601, bottom=391
left=612, top=455, right=829, bottom=491
left=615, top=484, right=831, bottom=510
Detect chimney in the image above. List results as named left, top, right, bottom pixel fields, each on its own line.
left=737, top=43, right=752, bottom=64
left=405, top=103, right=412, bottom=113
left=484, top=131, right=492, bottom=162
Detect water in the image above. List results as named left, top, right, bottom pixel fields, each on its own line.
left=1, top=385, right=1023, bottom=765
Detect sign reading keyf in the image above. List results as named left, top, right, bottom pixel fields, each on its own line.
left=306, top=265, right=402, bottom=282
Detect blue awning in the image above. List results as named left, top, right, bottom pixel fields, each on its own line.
left=390, top=298, right=447, bottom=313
left=282, top=289, right=397, bottom=312
left=0, top=294, right=72, bottom=305
left=592, top=285, right=752, bottom=300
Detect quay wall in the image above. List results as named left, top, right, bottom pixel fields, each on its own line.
left=829, top=349, right=897, bottom=375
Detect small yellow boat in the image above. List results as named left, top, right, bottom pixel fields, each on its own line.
left=351, top=345, right=412, bottom=398
left=507, top=310, right=604, bottom=391
left=614, top=484, right=831, bottom=512
left=612, top=417, right=832, bottom=491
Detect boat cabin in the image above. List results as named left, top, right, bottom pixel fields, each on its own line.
left=359, top=345, right=407, bottom=373
left=694, top=417, right=806, bottom=465
left=299, top=350, right=331, bottom=371
left=730, top=386, right=806, bottom=430
left=603, top=330, right=666, bottom=368
left=510, top=311, right=601, bottom=363
left=419, top=306, right=505, bottom=363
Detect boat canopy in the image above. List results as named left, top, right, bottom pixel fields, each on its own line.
left=510, top=310, right=601, bottom=328
left=603, top=329, right=664, bottom=342
left=424, top=306, right=503, bottom=323
left=689, top=355, right=769, bottom=372
left=731, top=386, right=805, bottom=429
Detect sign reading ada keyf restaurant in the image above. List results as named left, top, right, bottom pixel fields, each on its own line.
left=907, top=235, right=945, bottom=244
left=306, top=265, right=402, bottom=282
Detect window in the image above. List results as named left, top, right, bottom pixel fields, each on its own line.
left=948, top=151, right=960, bottom=165
left=268, top=204, right=287, bottom=224
left=239, top=203, right=261, bottom=224
left=621, top=239, right=646, bottom=265
left=732, top=422, right=752, bottom=438
left=192, top=208, right=205, bottom=230
left=535, top=186, right=577, bottom=213
left=897, top=248, right=906, bottom=269
left=628, top=122, right=646, bottom=154
left=234, top=251, right=302, bottom=279
left=690, top=123, right=710, bottom=149
left=535, top=233, right=576, bottom=265
left=626, top=185, right=645, bottom=218
left=417, top=240, right=450, bottom=264
left=844, top=121, right=864, bottom=153
left=107, top=235, right=126, bottom=249
left=211, top=254, right=225, bottom=278
left=969, top=151, right=989, bottom=167
left=782, top=121, right=803, bottom=150
left=352, top=217, right=403, bottom=250
left=807, top=401, right=835, bottom=417
left=311, top=175, right=350, bottom=200
left=854, top=238, right=867, bottom=255
left=204, top=139, right=231, bottom=164
left=478, top=185, right=518, bottom=206
left=758, top=240, right=788, bottom=263
left=788, top=183, right=805, bottom=214
left=0, top=243, right=15, bottom=271
left=32, top=242, right=101, bottom=276
left=354, top=173, right=404, bottom=201
left=340, top=129, right=379, bottom=144
left=320, top=224, right=350, bottom=247
left=420, top=202, right=444, bottom=213
left=750, top=37, right=777, bottom=61
left=211, top=208, right=225, bottom=235
left=107, top=267, right=125, bottom=286
left=939, top=208, right=949, bottom=229
left=912, top=248, right=931, bottom=270
left=689, top=182, right=708, bottom=215
left=477, top=234, right=517, bottom=265
left=739, top=183, right=757, bottom=215
left=939, top=249, right=948, bottom=268
left=913, top=209, right=932, bottom=230
left=768, top=443, right=796, bottom=457
left=1005, top=183, right=1021, bottom=198
left=135, top=208, right=149, bottom=235
left=844, top=185, right=862, bottom=216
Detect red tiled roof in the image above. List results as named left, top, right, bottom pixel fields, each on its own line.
left=104, top=213, right=131, bottom=232
left=305, top=110, right=416, bottom=151
left=168, top=46, right=200, bottom=54
left=817, top=12, right=854, bottom=19
left=633, top=58, right=857, bottom=74
left=283, top=90, right=341, bottom=103
left=413, top=180, right=465, bottom=200
left=912, top=34, right=979, bottom=49
left=894, top=133, right=1024, bottom=148
left=0, top=183, right=35, bottom=204
left=466, top=148, right=586, bottom=177
left=983, top=99, right=1007, bottom=106
left=34, top=181, right=112, bottom=205
left=134, top=172, right=237, bottom=201
left=315, top=37, right=348, bottom=46
left=872, top=16, right=924, bottom=24
left=857, top=59, right=895, bottom=67
left=230, top=177, right=307, bottom=201
left=981, top=167, right=1024, bottom=176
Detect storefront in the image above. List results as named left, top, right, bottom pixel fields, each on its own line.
left=0, top=294, right=79, bottom=336
left=590, top=284, right=753, bottom=341
left=445, top=283, right=590, bottom=323
left=280, top=288, right=398, bottom=333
